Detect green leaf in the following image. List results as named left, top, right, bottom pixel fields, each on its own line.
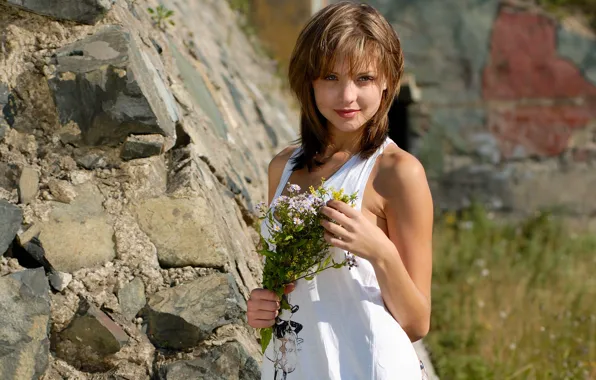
left=284, top=235, right=293, bottom=241
left=260, top=328, right=272, bottom=353
left=304, top=275, right=314, bottom=281
left=147, top=7, right=154, bottom=13
left=169, top=20, right=175, bottom=25
left=166, top=10, right=174, bottom=17
left=280, top=297, right=291, bottom=310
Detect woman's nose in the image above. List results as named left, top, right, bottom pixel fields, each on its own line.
left=339, top=81, right=357, bottom=103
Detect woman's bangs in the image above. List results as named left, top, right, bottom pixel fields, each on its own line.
left=315, top=36, right=385, bottom=79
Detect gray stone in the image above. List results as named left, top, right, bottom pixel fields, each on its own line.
left=18, top=166, right=39, bottom=205
left=0, top=200, right=22, bottom=255
left=0, top=83, right=8, bottom=105
left=170, top=43, right=228, bottom=138
left=38, top=182, right=115, bottom=272
left=369, top=0, right=500, bottom=104
left=48, top=26, right=178, bottom=146
left=6, top=0, right=114, bottom=25
left=0, top=119, right=9, bottom=141
left=133, top=196, right=229, bottom=268
left=557, top=26, right=596, bottom=85
left=121, top=134, right=165, bottom=161
left=55, top=299, right=129, bottom=372
left=156, top=341, right=260, bottom=380
left=47, top=178, right=77, bottom=204
left=74, top=150, right=109, bottom=170
left=437, top=164, right=514, bottom=211
left=141, top=273, right=246, bottom=349
left=118, top=277, right=146, bottom=320
left=0, top=83, right=17, bottom=128
left=48, top=270, right=72, bottom=292
left=0, top=163, right=18, bottom=192
left=0, top=268, right=51, bottom=380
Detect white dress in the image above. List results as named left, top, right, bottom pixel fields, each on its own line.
left=260, top=137, right=424, bottom=380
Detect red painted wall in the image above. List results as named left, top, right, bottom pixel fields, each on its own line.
left=482, top=9, right=596, bottom=158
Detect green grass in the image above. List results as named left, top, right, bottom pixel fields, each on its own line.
left=427, top=205, right=596, bottom=379
left=537, top=0, right=596, bottom=28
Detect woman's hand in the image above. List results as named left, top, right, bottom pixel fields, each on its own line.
left=247, top=283, right=296, bottom=328
left=320, top=199, right=391, bottom=263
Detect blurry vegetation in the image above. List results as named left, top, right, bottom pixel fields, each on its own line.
left=427, top=205, right=596, bottom=379
left=537, top=0, right=596, bottom=28
left=148, top=4, right=175, bottom=31
left=227, top=0, right=257, bottom=36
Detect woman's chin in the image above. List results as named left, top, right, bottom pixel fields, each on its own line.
left=328, top=119, right=367, bottom=134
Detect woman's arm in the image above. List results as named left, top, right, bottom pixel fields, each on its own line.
left=374, top=152, right=433, bottom=341
left=320, top=150, right=433, bottom=341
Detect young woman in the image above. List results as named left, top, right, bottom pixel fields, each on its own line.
left=247, top=2, right=433, bottom=379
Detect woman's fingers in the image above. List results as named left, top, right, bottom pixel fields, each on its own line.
left=250, top=288, right=280, bottom=302
left=320, top=218, right=348, bottom=239
left=247, top=297, right=279, bottom=313
left=247, top=288, right=281, bottom=328
left=284, top=282, right=296, bottom=294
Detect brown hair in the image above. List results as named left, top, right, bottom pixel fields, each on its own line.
left=288, top=1, right=404, bottom=171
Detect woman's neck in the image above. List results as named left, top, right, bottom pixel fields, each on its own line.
left=322, top=128, right=363, bottom=158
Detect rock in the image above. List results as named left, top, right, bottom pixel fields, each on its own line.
left=38, top=182, right=115, bottom=273
left=47, top=178, right=77, bottom=204
left=10, top=228, right=73, bottom=292
left=556, top=23, right=596, bottom=86
left=6, top=0, right=114, bottom=25
left=0, top=83, right=8, bottom=105
left=156, top=341, right=260, bottom=380
left=0, top=162, right=20, bottom=192
left=48, top=270, right=72, bottom=292
left=48, top=25, right=178, bottom=146
left=141, top=273, right=246, bottom=349
left=122, top=155, right=167, bottom=200
left=0, top=82, right=17, bottom=128
left=0, top=268, right=51, bottom=380
left=55, top=299, right=129, bottom=372
left=18, top=166, right=39, bottom=204
left=133, top=196, right=229, bottom=268
left=0, top=199, right=22, bottom=255
left=74, top=150, right=110, bottom=170
left=121, top=134, right=165, bottom=161
left=118, top=277, right=146, bottom=320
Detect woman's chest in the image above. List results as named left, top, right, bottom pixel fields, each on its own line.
left=283, top=165, right=388, bottom=235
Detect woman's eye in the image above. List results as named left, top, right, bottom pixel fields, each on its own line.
left=324, top=75, right=337, bottom=81
left=358, top=76, right=375, bottom=82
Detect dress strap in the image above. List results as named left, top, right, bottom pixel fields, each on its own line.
left=353, top=137, right=395, bottom=210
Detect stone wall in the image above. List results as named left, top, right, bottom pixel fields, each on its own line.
left=364, top=0, right=596, bottom=219
left=0, top=0, right=298, bottom=378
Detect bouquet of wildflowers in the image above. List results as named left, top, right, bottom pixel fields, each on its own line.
left=255, top=182, right=358, bottom=352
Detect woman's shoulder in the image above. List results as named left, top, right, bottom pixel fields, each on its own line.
left=268, top=144, right=300, bottom=175
left=267, top=145, right=300, bottom=203
left=376, top=143, right=428, bottom=190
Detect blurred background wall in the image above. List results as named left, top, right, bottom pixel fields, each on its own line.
left=250, top=0, right=596, bottom=228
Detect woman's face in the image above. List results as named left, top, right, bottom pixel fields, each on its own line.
left=313, top=60, right=385, bottom=134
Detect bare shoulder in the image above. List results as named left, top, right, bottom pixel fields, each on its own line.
left=377, top=143, right=428, bottom=189
left=267, top=145, right=300, bottom=203
left=268, top=145, right=299, bottom=174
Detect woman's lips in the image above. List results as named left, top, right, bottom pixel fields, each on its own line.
left=335, top=109, right=360, bottom=119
